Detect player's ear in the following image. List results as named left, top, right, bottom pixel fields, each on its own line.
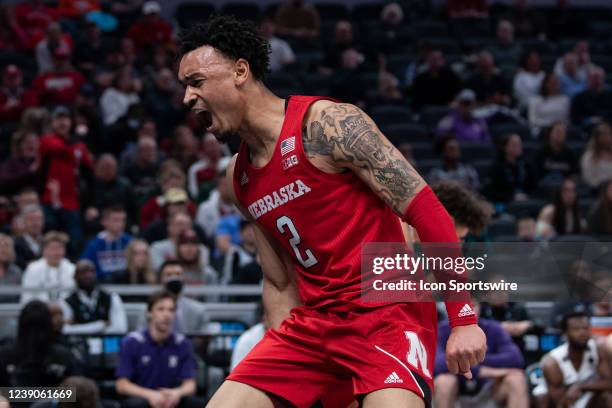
left=234, top=58, right=249, bottom=86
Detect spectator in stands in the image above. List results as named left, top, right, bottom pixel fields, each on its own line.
left=587, top=179, right=612, bottom=236
left=159, top=261, right=209, bottom=333
left=18, top=106, right=51, bottom=136
left=150, top=211, right=209, bottom=272
left=35, top=22, right=73, bottom=74
left=55, top=376, right=105, bottom=408
left=127, top=1, right=173, bottom=52
left=14, top=204, right=44, bottom=269
left=540, top=311, right=612, bottom=408
left=465, top=51, right=511, bottom=106
left=223, top=220, right=261, bottom=286
left=434, top=301, right=528, bottom=408
left=215, top=211, right=243, bottom=259
left=0, top=131, right=39, bottom=195
left=56, top=0, right=101, bottom=18
left=428, top=136, right=480, bottom=190
left=329, top=48, right=368, bottom=108
left=275, top=0, right=320, bottom=39
left=516, top=217, right=536, bottom=241
left=581, top=122, right=612, bottom=189
left=140, top=161, right=194, bottom=230
left=176, top=229, right=217, bottom=285
left=170, top=125, right=199, bottom=172
left=119, top=119, right=158, bottom=173
left=125, top=239, right=156, bottom=284
left=116, top=290, right=203, bottom=408
left=0, top=5, right=29, bottom=51
left=480, top=276, right=533, bottom=338
left=436, top=89, right=490, bottom=143
left=498, top=0, right=545, bottom=39
left=371, top=71, right=404, bottom=106
left=0, top=300, right=78, bottom=387
left=81, top=206, right=133, bottom=283
left=59, top=259, right=127, bottom=334
left=513, top=50, right=545, bottom=111
left=447, top=0, right=488, bottom=18
left=528, top=73, right=570, bottom=134
left=572, top=67, right=612, bottom=128
left=259, top=17, right=295, bottom=73
left=122, top=136, right=162, bottom=206
left=0, top=233, right=21, bottom=286
left=411, top=50, right=462, bottom=110
left=100, top=67, right=141, bottom=126
left=15, top=0, right=59, bottom=47
left=556, top=53, right=588, bottom=98
left=20, top=231, right=74, bottom=304
left=39, top=106, right=93, bottom=255
left=196, top=157, right=238, bottom=243
left=33, top=45, right=85, bottom=107
left=485, top=133, right=535, bottom=203
left=74, top=21, right=109, bottom=76
left=82, top=154, right=135, bottom=230
left=533, top=122, right=578, bottom=185
left=375, top=2, right=412, bottom=55
left=490, top=20, right=522, bottom=66
left=321, top=20, right=357, bottom=73
left=188, top=133, right=225, bottom=202
left=143, top=67, right=184, bottom=135
left=537, top=178, right=585, bottom=239
left=0, top=65, right=38, bottom=124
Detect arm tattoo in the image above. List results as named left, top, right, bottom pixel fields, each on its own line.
left=302, top=103, right=421, bottom=213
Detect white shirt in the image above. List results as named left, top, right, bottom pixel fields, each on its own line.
left=20, top=258, right=75, bottom=304
left=100, top=87, right=140, bottom=125
left=230, top=323, right=265, bottom=371
left=528, top=94, right=570, bottom=131
left=580, top=151, right=612, bottom=188
left=513, top=70, right=545, bottom=109
left=196, top=190, right=238, bottom=239
left=150, top=239, right=210, bottom=272
left=59, top=288, right=128, bottom=334
left=269, top=37, right=295, bottom=72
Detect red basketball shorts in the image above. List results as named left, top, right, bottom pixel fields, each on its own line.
left=228, top=302, right=438, bottom=408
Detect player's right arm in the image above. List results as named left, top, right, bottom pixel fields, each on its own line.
left=226, top=155, right=301, bottom=329
left=542, top=356, right=569, bottom=407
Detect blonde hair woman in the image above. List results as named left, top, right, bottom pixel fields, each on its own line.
left=0, top=233, right=22, bottom=285
left=125, top=239, right=156, bottom=284
left=581, top=122, right=612, bottom=188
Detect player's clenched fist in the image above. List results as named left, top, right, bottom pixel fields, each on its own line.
left=445, top=324, right=487, bottom=379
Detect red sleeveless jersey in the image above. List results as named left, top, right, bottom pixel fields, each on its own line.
left=233, top=96, right=405, bottom=311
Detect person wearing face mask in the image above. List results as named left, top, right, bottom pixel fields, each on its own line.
left=59, top=259, right=127, bottom=335
left=158, top=260, right=208, bottom=335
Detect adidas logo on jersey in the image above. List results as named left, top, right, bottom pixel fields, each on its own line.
left=240, top=172, right=249, bottom=186
left=458, top=304, right=475, bottom=317
left=384, top=372, right=403, bottom=384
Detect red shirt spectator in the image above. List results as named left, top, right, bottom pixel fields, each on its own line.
left=0, top=65, right=38, bottom=123
left=57, top=0, right=101, bottom=18
left=39, top=107, right=93, bottom=211
left=127, top=1, right=173, bottom=51
left=32, top=47, right=86, bottom=106
left=15, top=0, right=59, bottom=47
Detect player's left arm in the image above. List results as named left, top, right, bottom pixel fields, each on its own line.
left=303, top=101, right=486, bottom=377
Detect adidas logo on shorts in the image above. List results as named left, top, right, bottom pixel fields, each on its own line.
left=384, top=371, right=403, bottom=384
left=458, top=304, right=475, bottom=317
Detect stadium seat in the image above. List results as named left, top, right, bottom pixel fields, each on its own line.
left=472, top=159, right=493, bottom=179
left=412, top=21, right=449, bottom=38
left=487, top=219, right=517, bottom=237
left=301, top=73, right=331, bottom=94
left=460, top=143, right=495, bottom=161
left=370, top=105, right=413, bottom=127
left=352, top=3, right=385, bottom=23
left=419, top=106, right=450, bottom=128
left=411, top=142, right=437, bottom=160
left=418, top=159, right=442, bottom=176
left=220, top=3, right=262, bottom=21
left=175, top=2, right=216, bottom=28
left=493, top=234, right=519, bottom=242
left=489, top=123, right=531, bottom=142
left=553, top=235, right=598, bottom=242
left=386, top=54, right=413, bottom=80
left=265, top=72, right=301, bottom=90
left=383, top=123, right=430, bottom=145
left=506, top=199, right=547, bottom=218
left=314, top=3, right=349, bottom=21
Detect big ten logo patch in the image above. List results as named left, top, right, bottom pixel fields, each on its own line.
left=282, top=154, right=299, bottom=171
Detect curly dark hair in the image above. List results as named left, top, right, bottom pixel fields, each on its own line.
left=431, top=181, right=492, bottom=234
left=178, top=15, right=270, bottom=81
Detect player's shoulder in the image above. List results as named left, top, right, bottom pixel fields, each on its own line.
left=304, top=99, right=361, bottom=125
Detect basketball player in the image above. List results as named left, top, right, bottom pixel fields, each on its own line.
left=540, top=312, right=612, bottom=408
left=178, top=16, right=487, bottom=408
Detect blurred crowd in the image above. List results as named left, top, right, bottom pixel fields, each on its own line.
left=1, top=0, right=612, bottom=406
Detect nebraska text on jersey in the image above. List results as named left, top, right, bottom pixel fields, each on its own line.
left=247, top=179, right=312, bottom=220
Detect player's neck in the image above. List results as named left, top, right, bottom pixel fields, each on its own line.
left=238, top=85, right=286, bottom=163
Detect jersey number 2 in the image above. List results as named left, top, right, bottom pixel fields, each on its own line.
left=276, top=216, right=318, bottom=268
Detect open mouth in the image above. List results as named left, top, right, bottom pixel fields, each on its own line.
left=197, top=110, right=213, bottom=131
